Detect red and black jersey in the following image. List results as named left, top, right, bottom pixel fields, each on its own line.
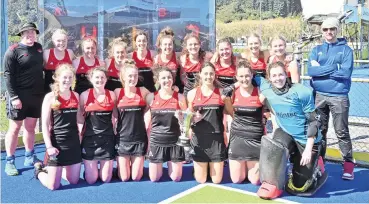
left=107, top=58, right=119, bottom=78
left=156, top=52, right=183, bottom=93
left=132, top=50, right=154, bottom=69
left=3, top=42, right=44, bottom=97
left=83, top=89, right=115, bottom=137
left=231, top=87, right=264, bottom=140
left=105, top=58, right=122, bottom=91
left=75, top=57, right=100, bottom=94
left=182, top=56, right=203, bottom=95
left=45, top=48, right=72, bottom=71
left=76, top=56, right=100, bottom=74
left=214, top=58, right=236, bottom=88
left=116, top=88, right=147, bottom=143
left=271, top=56, right=291, bottom=77
left=132, top=51, right=156, bottom=92
left=157, top=52, right=179, bottom=73
left=44, top=49, right=73, bottom=93
left=192, top=88, right=224, bottom=135
left=150, top=91, right=181, bottom=145
left=51, top=92, right=79, bottom=150
left=249, top=57, right=267, bottom=77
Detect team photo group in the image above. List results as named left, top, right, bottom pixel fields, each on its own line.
left=3, top=16, right=355, bottom=200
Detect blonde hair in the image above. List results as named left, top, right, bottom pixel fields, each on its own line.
left=87, top=66, right=108, bottom=82
left=50, top=64, right=76, bottom=110
left=269, top=35, right=287, bottom=47
left=243, top=33, right=264, bottom=60
left=119, top=59, right=138, bottom=87
left=52, top=29, right=68, bottom=41
left=81, top=37, right=97, bottom=54
left=108, top=37, right=128, bottom=58
left=156, top=27, right=174, bottom=53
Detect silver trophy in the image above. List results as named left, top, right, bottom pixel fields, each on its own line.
left=175, top=110, right=194, bottom=151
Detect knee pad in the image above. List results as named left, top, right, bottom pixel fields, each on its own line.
left=259, top=136, right=289, bottom=190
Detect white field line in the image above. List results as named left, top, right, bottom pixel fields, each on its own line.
left=158, top=184, right=207, bottom=204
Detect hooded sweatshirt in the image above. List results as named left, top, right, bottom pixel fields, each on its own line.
left=307, top=38, right=353, bottom=96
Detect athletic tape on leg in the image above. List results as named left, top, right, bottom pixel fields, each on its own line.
left=259, top=136, right=289, bottom=190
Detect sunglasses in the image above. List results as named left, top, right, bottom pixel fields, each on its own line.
left=323, top=28, right=336, bottom=32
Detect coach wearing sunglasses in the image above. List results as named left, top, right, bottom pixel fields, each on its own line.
left=307, top=17, right=355, bottom=180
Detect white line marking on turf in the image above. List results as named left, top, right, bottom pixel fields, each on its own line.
left=158, top=184, right=208, bottom=204
left=206, top=183, right=300, bottom=204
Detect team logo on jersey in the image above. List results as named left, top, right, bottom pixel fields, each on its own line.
left=228, top=148, right=232, bottom=155
left=37, top=49, right=43, bottom=53
left=49, top=62, right=53, bottom=65
left=148, top=151, right=153, bottom=157
left=82, top=148, right=86, bottom=154
left=318, top=52, right=323, bottom=56
left=81, top=67, right=85, bottom=70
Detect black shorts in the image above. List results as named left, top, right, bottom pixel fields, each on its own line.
left=81, top=134, right=115, bottom=161
left=116, top=141, right=147, bottom=157
left=136, top=68, right=156, bottom=93
left=6, top=92, right=43, bottom=120
left=191, top=133, right=227, bottom=163
left=47, top=144, right=82, bottom=167
left=228, top=135, right=261, bottom=161
left=148, top=144, right=185, bottom=163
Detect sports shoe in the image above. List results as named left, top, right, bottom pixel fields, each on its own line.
left=257, top=182, right=283, bottom=200
left=24, top=153, right=42, bottom=167
left=5, top=158, right=19, bottom=176
left=34, top=162, right=47, bottom=179
left=342, top=161, right=355, bottom=180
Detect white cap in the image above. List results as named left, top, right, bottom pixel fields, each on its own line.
left=321, top=17, right=340, bottom=30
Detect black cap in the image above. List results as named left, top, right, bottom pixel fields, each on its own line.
left=17, top=22, right=40, bottom=36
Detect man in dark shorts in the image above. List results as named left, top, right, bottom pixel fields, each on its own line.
left=3, top=22, right=44, bottom=176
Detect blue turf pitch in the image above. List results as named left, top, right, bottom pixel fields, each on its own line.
left=1, top=144, right=369, bottom=203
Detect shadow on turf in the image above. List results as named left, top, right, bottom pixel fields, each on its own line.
left=291, top=163, right=369, bottom=198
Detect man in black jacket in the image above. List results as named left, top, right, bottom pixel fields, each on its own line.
left=3, top=22, right=44, bottom=176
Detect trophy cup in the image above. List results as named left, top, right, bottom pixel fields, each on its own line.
left=175, top=110, right=194, bottom=151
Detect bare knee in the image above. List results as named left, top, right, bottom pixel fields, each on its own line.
left=23, top=123, right=35, bottom=134
left=231, top=177, right=245, bottom=184
left=100, top=175, right=112, bottom=183
left=131, top=173, right=142, bottom=181
left=85, top=174, right=98, bottom=185
left=195, top=175, right=207, bottom=184
left=170, top=174, right=182, bottom=182
left=7, top=123, right=22, bottom=135
left=150, top=174, right=161, bottom=182
left=248, top=176, right=260, bottom=185
left=67, top=177, right=80, bottom=185
left=47, top=183, right=60, bottom=191
left=120, top=174, right=130, bottom=182
left=211, top=176, right=223, bottom=184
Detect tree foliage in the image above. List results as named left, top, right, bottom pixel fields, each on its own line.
left=7, top=0, right=39, bottom=36
left=216, top=0, right=302, bottom=23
